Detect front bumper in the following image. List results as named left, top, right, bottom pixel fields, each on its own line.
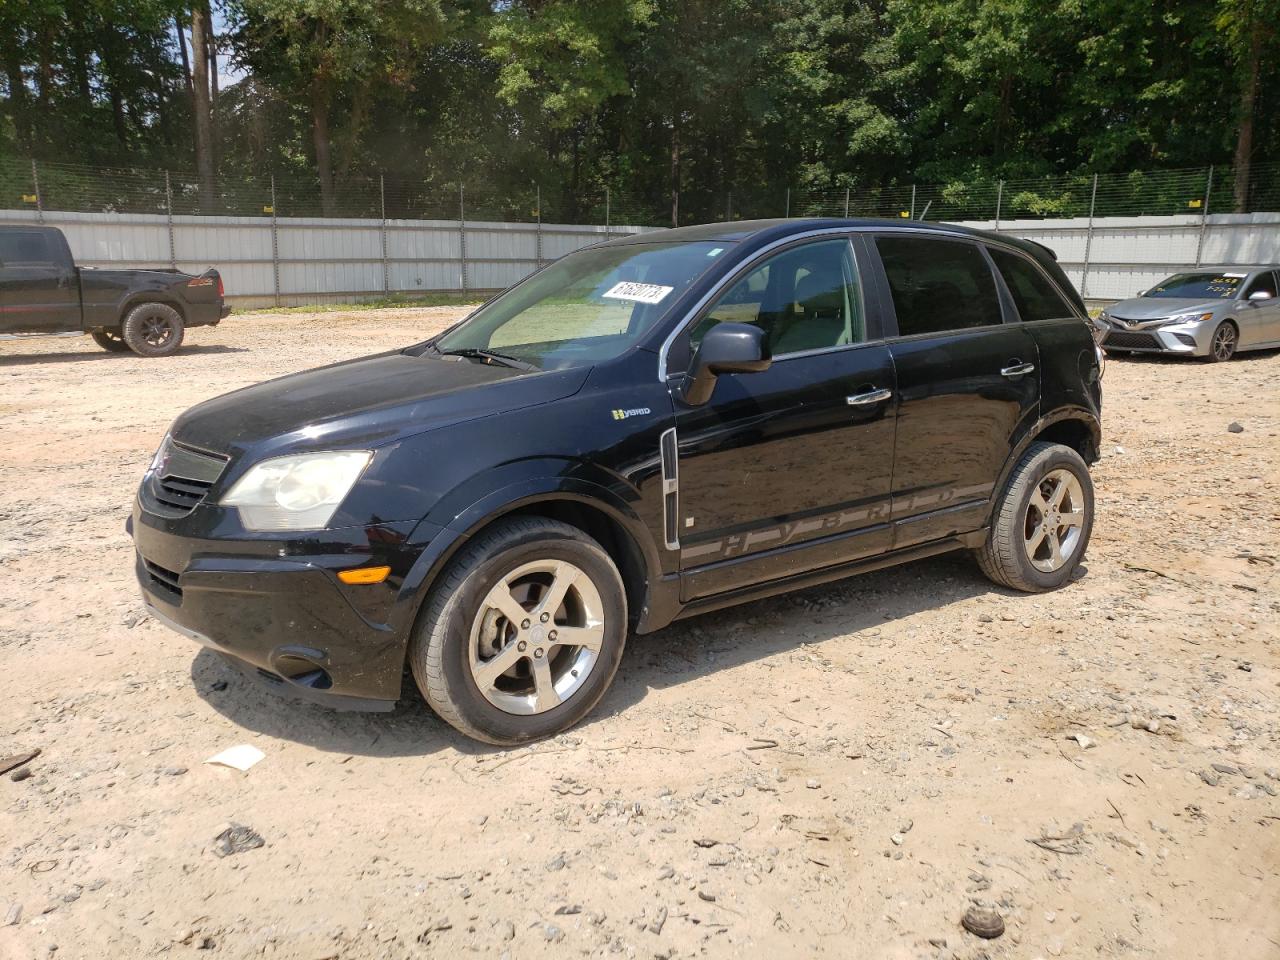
left=130, top=507, right=434, bottom=711
left=1099, top=319, right=1213, bottom=356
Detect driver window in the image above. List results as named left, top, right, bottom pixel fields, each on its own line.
left=1243, top=272, right=1278, bottom=300
left=689, top=238, right=864, bottom=356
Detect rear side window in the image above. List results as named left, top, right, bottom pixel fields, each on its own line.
left=875, top=236, right=1002, bottom=336
left=0, top=231, right=57, bottom=267
left=989, top=247, right=1077, bottom=321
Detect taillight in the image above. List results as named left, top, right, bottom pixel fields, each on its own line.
left=217, top=275, right=224, bottom=297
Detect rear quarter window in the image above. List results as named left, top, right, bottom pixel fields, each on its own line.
left=875, top=236, right=1003, bottom=336
left=0, top=231, right=57, bottom=267
left=989, top=247, right=1077, bottom=322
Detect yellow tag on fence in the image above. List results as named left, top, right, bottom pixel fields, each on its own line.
left=263, top=205, right=274, bottom=214
left=1187, top=199, right=1202, bottom=209
left=21, top=194, right=37, bottom=203
left=899, top=210, right=910, bottom=218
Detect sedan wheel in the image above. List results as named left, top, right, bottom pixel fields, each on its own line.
left=1208, top=322, right=1237, bottom=362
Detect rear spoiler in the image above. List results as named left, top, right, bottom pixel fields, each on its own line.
left=1024, top=239, right=1058, bottom=261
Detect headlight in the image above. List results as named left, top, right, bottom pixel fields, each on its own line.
left=221, top=451, right=372, bottom=531
left=1160, top=311, right=1214, bottom=326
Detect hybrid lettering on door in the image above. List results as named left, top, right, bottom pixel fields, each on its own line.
left=682, top=501, right=893, bottom=562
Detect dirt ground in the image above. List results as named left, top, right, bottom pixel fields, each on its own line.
left=1, top=308, right=1278, bottom=960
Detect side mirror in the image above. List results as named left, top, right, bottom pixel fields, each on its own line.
left=1248, top=290, right=1271, bottom=302
left=1135, top=290, right=1147, bottom=297
left=681, top=322, right=771, bottom=406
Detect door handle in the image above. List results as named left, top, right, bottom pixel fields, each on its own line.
left=846, top=387, right=893, bottom=406
left=1001, top=361, right=1035, bottom=378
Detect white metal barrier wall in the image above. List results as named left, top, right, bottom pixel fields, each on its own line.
left=0, top=208, right=653, bottom=308
left=3, top=208, right=1276, bottom=308
left=955, top=211, right=1280, bottom=305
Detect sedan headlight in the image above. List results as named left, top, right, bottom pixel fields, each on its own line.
left=222, top=451, right=372, bottom=531
left=1159, top=311, right=1214, bottom=326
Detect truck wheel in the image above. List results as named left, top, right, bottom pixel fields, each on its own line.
left=121, top=303, right=185, bottom=357
left=975, top=441, right=1094, bottom=593
left=409, top=517, right=628, bottom=745
left=90, top=329, right=131, bottom=353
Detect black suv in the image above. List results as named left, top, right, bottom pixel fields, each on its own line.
left=130, top=219, right=1102, bottom=744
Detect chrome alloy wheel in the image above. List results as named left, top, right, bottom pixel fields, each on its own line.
left=467, top=559, right=606, bottom=715
left=1211, top=323, right=1237, bottom=361
left=1023, top=469, right=1087, bottom=573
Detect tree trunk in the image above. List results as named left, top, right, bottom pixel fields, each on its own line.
left=311, top=77, right=336, bottom=216
left=190, top=3, right=216, bottom=209
left=1, top=46, right=31, bottom=150
left=207, top=0, right=218, bottom=169
left=110, top=85, right=128, bottom=144
left=670, top=113, right=681, bottom=227
left=1232, top=28, right=1262, bottom=212
left=175, top=16, right=193, bottom=97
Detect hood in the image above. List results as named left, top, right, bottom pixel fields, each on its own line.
left=171, top=350, right=590, bottom=457
left=1105, top=297, right=1226, bottom=321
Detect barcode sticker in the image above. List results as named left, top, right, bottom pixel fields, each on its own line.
left=603, top=281, right=674, bottom=304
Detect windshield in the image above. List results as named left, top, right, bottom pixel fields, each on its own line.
left=431, top=240, right=732, bottom=369
left=1146, top=272, right=1246, bottom=299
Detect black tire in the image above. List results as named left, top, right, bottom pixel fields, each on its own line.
left=409, top=517, right=628, bottom=745
left=975, top=441, right=1094, bottom=593
left=90, top=329, right=131, bottom=353
left=121, top=302, right=185, bottom=357
left=1205, top=321, right=1237, bottom=362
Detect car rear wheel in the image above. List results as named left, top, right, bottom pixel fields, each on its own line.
left=1206, top=321, right=1237, bottom=362
left=90, top=329, right=131, bottom=353
left=409, top=517, right=627, bottom=745
left=121, top=302, right=185, bottom=357
left=975, top=441, right=1094, bottom=592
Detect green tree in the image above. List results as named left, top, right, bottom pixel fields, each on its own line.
left=229, top=0, right=445, bottom=214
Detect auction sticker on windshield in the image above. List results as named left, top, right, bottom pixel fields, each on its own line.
left=603, top=281, right=674, bottom=304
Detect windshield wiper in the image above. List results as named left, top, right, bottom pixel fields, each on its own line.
left=436, top=346, right=538, bottom=372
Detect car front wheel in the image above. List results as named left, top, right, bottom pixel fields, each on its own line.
left=975, top=441, right=1094, bottom=592
left=1206, top=321, right=1237, bottom=362
left=409, top=517, right=628, bottom=745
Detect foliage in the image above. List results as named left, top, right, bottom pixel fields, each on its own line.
left=0, top=0, right=1277, bottom=222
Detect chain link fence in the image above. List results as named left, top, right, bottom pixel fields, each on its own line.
left=4, top=156, right=1279, bottom=226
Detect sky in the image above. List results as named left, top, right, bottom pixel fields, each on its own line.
left=177, top=8, right=246, bottom=91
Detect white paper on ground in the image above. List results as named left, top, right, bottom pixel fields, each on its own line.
left=204, top=744, right=265, bottom=772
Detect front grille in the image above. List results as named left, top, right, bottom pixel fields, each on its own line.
left=144, top=558, right=183, bottom=600
left=155, top=475, right=214, bottom=512
left=1104, top=331, right=1159, bottom=350
left=145, top=438, right=227, bottom=518
left=1108, top=315, right=1163, bottom=326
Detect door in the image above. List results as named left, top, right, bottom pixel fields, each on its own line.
left=871, top=233, right=1040, bottom=549
left=0, top=228, right=80, bottom=334
left=671, top=236, right=897, bottom=600
left=1239, top=270, right=1280, bottom=345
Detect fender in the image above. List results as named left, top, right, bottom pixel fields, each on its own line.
left=988, top=406, right=1101, bottom=523
left=118, top=288, right=185, bottom=323
left=394, top=473, right=665, bottom=636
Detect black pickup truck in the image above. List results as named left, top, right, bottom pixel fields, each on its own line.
left=0, top=225, right=228, bottom=356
